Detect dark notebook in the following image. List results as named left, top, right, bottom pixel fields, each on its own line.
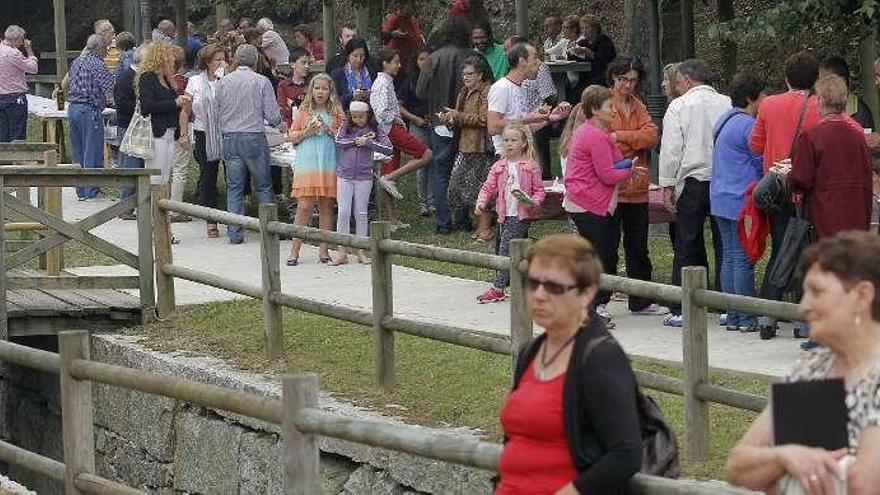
left=772, top=378, right=848, bottom=450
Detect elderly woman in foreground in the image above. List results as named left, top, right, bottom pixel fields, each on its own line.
left=496, top=234, right=641, bottom=494
left=726, top=231, right=880, bottom=494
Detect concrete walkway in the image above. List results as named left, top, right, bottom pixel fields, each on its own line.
left=62, top=189, right=802, bottom=379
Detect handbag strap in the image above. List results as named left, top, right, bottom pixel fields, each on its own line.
left=788, top=91, right=811, bottom=158
left=713, top=109, right=745, bottom=145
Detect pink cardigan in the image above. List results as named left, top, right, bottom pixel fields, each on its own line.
left=477, top=158, right=546, bottom=222
left=565, top=120, right=633, bottom=216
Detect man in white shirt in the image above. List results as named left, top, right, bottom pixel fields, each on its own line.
left=487, top=42, right=554, bottom=155
left=658, top=58, right=731, bottom=326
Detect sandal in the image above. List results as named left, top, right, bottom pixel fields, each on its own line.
left=206, top=225, right=220, bottom=238
left=171, top=236, right=181, bottom=245
left=319, top=255, right=332, bottom=264
left=286, top=258, right=299, bottom=266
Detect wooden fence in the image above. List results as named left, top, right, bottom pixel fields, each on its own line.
left=0, top=333, right=753, bottom=494
left=153, top=194, right=797, bottom=464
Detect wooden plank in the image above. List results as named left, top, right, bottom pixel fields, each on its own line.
left=44, top=150, right=62, bottom=275
left=6, top=290, right=70, bottom=317
left=8, top=276, right=140, bottom=290
left=8, top=315, right=140, bottom=337
left=682, top=266, right=710, bottom=462
left=41, top=290, right=111, bottom=316
left=0, top=143, right=57, bottom=152
left=259, top=204, right=282, bottom=359
left=0, top=167, right=154, bottom=176
left=59, top=331, right=96, bottom=494
left=69, top=289, right=140, bottom=310
left=3, top=193, right=139, bottom=269
left=282, top=374, right=320, bottom=494
left=0, top=151, right=51, bottom=163
left=0, top=174, right=8, bottom=339
left=508, top=239, right=532, bottom=377
left=136, top=177, right=155, bottom=322
left=2, top=175, right=138, bottom=189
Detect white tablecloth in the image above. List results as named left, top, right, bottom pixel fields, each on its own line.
left=26, top=94, right=115, bottom=120
left=269, top=141, right=390, bottom=168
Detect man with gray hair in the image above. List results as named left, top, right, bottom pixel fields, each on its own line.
left=214, top=44, right=285, bottom=244
left=659, top=58, right=731, bottom=326
left=62, top=34, right=115, bottom=200
left=0, top=25, right=37, bottom=142
left=257, top=17, right=289, bottom=67
left=92, top=19, right=121, bottom=72
left=152, top=20, right=176, bottom=43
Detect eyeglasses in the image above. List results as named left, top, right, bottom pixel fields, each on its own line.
left=615, top=75, right=638, bottom=85
left=526, top=277, right=581, bottom=295
left=462, top=71, right=477, bottom=77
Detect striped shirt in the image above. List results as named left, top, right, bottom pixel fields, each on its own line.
left=67, top=52, right=115, bottom=109
left=0, top=41, right=38, bottom=95
left=214, top=66, right=282, bottom=134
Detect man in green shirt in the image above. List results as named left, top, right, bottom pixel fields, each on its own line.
left=472, top=22, right=508, bottom=81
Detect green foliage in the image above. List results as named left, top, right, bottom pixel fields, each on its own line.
left=708, top=0, right=877, bottom=42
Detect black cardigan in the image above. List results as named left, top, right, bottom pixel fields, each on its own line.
left=138, top=72, right=179, bottom=138
left=113, top=67, right=137, bottom=129
left=511, top=316, right=642, bottom=494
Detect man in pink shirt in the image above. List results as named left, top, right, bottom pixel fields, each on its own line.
left=0, top=25, right=37, bottom=142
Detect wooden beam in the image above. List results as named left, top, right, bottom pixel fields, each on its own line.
left=175, top=0, right=188, bottom=49
left=53, top=0, right=68, bottom=79
left=515, top=0, right=528, bottom=38
left=322, top=0, right=335, bottom=60
left=7, top=276, right=140, bottom=290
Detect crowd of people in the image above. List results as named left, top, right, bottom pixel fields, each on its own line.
left=4, top=6, right=880, bottom=493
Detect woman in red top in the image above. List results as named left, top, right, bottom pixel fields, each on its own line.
left=498, top=234, right=642, bottom=494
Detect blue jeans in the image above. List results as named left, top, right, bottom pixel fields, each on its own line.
left=409, top=124, right=433, bottom=205
left=428, top=129, right=467, bottom=231
left=715, top=216, right=756, bottom=327
left=68, top=103, right=104, bottom=199
left=0, top=93, right=27, bottom=142
left=223, top=132, right=273, bottom=243
left=117, top=125, right=145, bottom=200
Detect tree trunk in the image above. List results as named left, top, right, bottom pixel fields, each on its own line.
left=680, top=0, right=695, bottom=59
left=661, top=0, right=682, bottom=63
left=859, top=26, right=879, bottom=127
left=140, top=0, right=153, bottom=41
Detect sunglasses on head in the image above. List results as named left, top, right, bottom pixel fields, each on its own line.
left=526, top=277, right=581, bottom=295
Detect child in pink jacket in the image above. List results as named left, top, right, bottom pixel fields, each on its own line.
left=474, top=124, right=546, bottom=303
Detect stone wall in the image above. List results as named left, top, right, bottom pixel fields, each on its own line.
left=0, top=334, right=493, bottom=494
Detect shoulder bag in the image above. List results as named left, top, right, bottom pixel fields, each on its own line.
left=583, top=336, right=681, bottom=478
left=753, top=93, right=810, bottom=211
left=120, top=93, right=154, bottom=160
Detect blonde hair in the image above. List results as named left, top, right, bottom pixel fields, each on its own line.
left=662, top=63, right=681, bottom=98
left=559, top=103, right=585, bottom=158
left=300, top=73, right=344, bottom=117
left=140, top=41, right=174, bottom=77
left=501, top=123, right=539, bottom=166
left=816, top=74, right=848, bottom=114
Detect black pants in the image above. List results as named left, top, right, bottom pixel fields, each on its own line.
left=193, top=130, right=222, bottom=209
left=571, top=211, right=617, bottom=306
left=670, top=178, right=722, bottom=315
left=533, top=122, right=562, bottom=180
left=610, top=203, right=654, bottom=311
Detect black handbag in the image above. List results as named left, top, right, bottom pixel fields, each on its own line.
left=765, top=201, right=814, bottom=293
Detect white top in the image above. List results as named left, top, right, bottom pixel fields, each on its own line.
left=543, top=36, right=569, bottom=58
left=658, top=84, right=731, bottom=199
left=184, top=72, right=217, bottom=132
left=505, top=161, right=520, bottom=217
left=488, top=77, right=531, bottom=153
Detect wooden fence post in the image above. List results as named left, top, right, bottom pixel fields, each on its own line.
left=370, top=221, right=394, bottom=391
left=682, top=265, right=710, bottom=463
left=282, top=373, right=320, bottom=495
left=509, top=239, right=533, bottom=376
left=43, top=150, right=62, bottom=276
left=137, top=175, right=156, bottom=323
left=152, top=184, right=175, bottom=320
left=59, top=330, right=95, bottom=494
left=259, top=203, right=283, bottom=359
left=0, top=175, right=6, bottom=340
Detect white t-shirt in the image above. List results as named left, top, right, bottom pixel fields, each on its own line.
left=184, top=72, right=217, bottom=132
left=488, top=77, right=531, bottom=153
left=505, top=161, right=520, bottom=218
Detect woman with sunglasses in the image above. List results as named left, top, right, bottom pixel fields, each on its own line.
left=497, top=233, right=642, bottom=495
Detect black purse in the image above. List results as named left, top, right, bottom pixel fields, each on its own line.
left=765, top=200, right=814, bottom=293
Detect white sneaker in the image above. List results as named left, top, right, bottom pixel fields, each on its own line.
left=376, top=174, right=403, bottom=200
left=596, top=304, right=611, bottom=319
left=632, top=304, right=670, bottom=316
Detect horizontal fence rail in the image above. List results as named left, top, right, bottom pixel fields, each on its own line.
left=0, top=337, right=754, bottom=494
left=152, top=199, right=794, bottom=466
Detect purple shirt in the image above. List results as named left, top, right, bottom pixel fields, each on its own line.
left=215, top=66, right=282, bottom=134
left=0, top=41, right=37, bottom=95
left=67, top=52, right=115, bottom=109
left=335, top=123, right=393, bottom=181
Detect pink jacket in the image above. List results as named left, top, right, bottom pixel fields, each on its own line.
left=565, top=120, right=633, bottom=216
left=477, top=158, right=546, bottom=222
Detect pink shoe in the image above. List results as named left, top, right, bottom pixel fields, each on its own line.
left=477, top=287, right=506, bottom=304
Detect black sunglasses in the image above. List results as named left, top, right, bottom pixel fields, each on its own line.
left=526, top=277, right=581, bottom=295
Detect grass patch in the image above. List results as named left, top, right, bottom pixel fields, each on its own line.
left=139, top=298, right=767, bottom=481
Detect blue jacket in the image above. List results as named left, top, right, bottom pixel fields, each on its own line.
left=710, top=109, right=763, bottom=220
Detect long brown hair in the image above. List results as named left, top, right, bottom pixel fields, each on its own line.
left=559, top=103, right=585, bottom=158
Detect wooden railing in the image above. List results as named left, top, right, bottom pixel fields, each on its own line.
left=153, top=194, right=793, bottom=464
left=0, top=168, right=157, bottom=336
left=0, top=333, right=753, bottom=494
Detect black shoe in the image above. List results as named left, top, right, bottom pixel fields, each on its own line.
left=725, top=325, right=739, bottom=332
left=118, top=211, right=137, bottom=221
left=436, top=226, right=452, bottom=235
left=759, top=324, right=777, bottom=340
left=800, top=339, right=820, bottom=351
left=793, top=323, right=809, bottom=339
